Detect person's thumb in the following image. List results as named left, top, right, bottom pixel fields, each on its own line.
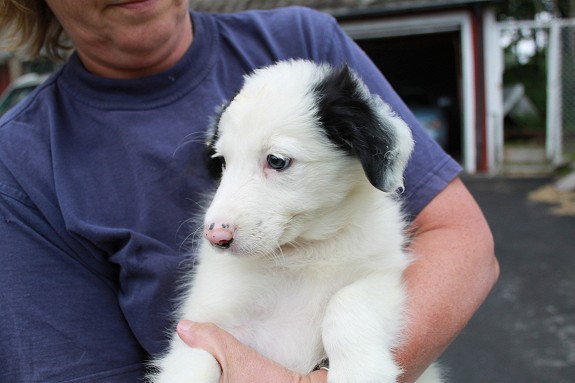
left=176, top=320, right=222, bottom=356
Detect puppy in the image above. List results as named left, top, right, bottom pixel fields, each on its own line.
left=150, top=60, right=442, bottom=383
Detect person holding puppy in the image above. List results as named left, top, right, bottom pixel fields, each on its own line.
left=0, top=1, right=498, bottom=382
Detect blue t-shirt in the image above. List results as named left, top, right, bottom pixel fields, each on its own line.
left=0, top=7, right=461, bottom=382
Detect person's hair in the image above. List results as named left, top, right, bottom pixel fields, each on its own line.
left=0, top=0, right=70, bottom=61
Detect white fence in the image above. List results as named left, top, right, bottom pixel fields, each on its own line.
left=497, top=18, right=575, bottom=166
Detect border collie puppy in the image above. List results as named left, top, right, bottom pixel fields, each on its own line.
left=150, top=60, right=442, bottom=383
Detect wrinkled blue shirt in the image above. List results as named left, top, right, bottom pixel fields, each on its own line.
left=0, top=7, right=461, bottom=382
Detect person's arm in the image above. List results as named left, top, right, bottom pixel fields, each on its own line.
left=176, top=177, right=499, bottom=383
left=397, top=177, right=498, bottom=382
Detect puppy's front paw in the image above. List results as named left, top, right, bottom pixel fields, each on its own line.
left=150, top=347, right=221, bottom=383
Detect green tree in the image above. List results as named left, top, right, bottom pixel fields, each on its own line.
left=497, top=0, right=573, bottom=19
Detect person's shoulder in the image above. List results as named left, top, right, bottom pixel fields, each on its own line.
left=201, top=5, right=333, bottom=22
left=0, top=71, right=62, bottom=203
left=256, top=5, right=335, bottom=23
left=194, top=6, right=340, bottom=64
left=0, top=70, right=60, bottom=130
left=198, top=6, right=338, bottom=38
left=268, top=6, right=338, bottom=33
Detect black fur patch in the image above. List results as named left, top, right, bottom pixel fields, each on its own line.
left=312, top=65, right=398, bottom=191
left=204, top=102, right=230, bottom=180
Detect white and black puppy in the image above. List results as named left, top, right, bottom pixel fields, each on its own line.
left=150, top=60, right=442, bottom=383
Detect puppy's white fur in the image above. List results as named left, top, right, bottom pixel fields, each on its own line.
left=150, top=60, right=442, bottom=383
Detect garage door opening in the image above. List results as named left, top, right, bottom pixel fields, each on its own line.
left=357, top=31, right=463, bottom=161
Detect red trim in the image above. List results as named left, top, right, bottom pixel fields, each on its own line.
left=470, top=5, right=489, bottom=172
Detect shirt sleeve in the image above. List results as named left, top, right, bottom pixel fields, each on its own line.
left=303, top=8, right=463, bottom=219
left=0, top=182, right=147, bottom=382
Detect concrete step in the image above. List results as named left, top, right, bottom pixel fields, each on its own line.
left=504, top=146, right=546, bottom=163
left=502, top=146, right=554, bottom=175
left=502, top=162, right=556, bottom=175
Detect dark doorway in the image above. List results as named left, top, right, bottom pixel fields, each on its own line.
left=357, top=31, right=463, bottom=159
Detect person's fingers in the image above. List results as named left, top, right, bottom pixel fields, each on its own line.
left=175, top=320, right=328, bottom=383
left=306, top=370, right=328, bottom=382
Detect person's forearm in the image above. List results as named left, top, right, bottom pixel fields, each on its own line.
left=396, top=178, right=499, bottom=383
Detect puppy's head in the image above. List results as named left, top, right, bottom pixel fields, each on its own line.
left=203, top=60, right=413, bottom=257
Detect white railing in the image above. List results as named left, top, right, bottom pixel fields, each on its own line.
left=497, top=18, right=575, bottom=166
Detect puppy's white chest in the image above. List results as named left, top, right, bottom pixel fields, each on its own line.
left=225, top=271, right=336, bottom=373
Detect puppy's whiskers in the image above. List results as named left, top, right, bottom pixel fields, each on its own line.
left=271, top=242, right=286, bottom=265
left=179, top=222, right=204, bottom=255
left=172, top=131, right=209, bottom=158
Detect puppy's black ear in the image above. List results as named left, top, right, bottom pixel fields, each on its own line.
left=313, top=65, right=414, bottom=192
left=204, top=103, right=229, bottom=180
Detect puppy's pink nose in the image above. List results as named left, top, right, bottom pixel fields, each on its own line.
left=204, top=223, right=235, bottom=249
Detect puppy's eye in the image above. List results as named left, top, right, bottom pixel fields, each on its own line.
left=266, top=154, right=291, bottom=171
left=207, top=154, right=226, bottom=180
left=213, top=155, right=226, bottom=169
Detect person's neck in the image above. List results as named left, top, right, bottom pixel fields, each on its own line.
left=78, top=17, right=194, bottom=79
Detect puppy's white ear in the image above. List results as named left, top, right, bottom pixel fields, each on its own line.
left=313, top=65, right=414, bottom=193
left=367, top=96, right=415, bottom=193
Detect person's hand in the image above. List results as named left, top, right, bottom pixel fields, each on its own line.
left=176, top=320, right=328, bottom=383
